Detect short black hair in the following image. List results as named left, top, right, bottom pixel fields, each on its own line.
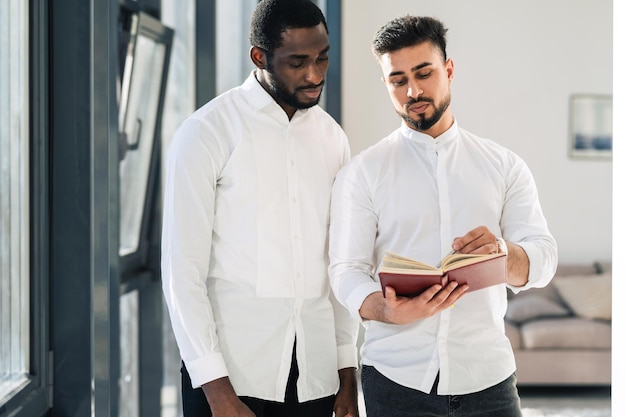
left=249, top=0, right=328, bottom=53
left=372, top=15, right=448, bottom=61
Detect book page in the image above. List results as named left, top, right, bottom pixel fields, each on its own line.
left=442, top=252, right=503, bottom=270
left=382, top=251, right=439, bottom=271
left=380, top=265, right=441, bottom=275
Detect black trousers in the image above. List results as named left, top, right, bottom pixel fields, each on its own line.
left=181, top=343, right=335, bottom=417
left=361, top=365, right=523, bottom=417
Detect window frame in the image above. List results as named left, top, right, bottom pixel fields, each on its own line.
left=0, top=0, right=49, bottom=415
left=118, top=10, right=174, bottom=278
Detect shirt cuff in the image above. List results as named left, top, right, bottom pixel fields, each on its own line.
left=505, top=241, right=552, bottom=294
left=345, top=281, right=383, bottom=321
left=337, top=342, right=359, bottom=370
left=185, top=352, right=230, bottom=389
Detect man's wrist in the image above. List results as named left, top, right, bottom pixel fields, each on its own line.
left=202, top=377, right=238, bottom=405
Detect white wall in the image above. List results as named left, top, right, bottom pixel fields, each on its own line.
left=341, top=0, right=613, bottom=264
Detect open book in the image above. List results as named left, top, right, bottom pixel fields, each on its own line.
left=378, top=250, right=507, bottom=297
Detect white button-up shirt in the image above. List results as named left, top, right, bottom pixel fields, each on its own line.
left=329, top=120, right=557, bottom=395
left=162, top=72, right=357, bottom=402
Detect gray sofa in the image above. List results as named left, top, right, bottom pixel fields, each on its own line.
left=505, top=262, right=612, bottom=385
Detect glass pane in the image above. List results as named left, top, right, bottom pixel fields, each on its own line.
left=215, top=0, right=256, bottom=94
left=0, top=0, right=30, bottom=405
left=119, top=31, right=166, bottom=256
left=120, top=290, right=139, bottom=417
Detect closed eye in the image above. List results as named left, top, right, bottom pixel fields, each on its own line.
left=388, top=78, right=406, bottom=87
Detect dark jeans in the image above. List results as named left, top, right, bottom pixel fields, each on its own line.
left=361, top=365, right=523, bottom=417
left=181, top=344, right=335, bottom=417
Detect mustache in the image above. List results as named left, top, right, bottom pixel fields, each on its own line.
left=297, top=80, right=325, bottom=90
left=405, top=97, right=433, bottom=107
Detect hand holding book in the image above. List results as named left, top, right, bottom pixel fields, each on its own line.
left=379, top=249, right=507, bottom=298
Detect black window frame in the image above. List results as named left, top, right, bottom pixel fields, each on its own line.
left=0, top=0, right=50, bottom=414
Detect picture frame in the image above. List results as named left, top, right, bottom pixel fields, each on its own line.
left=569, top=94, right=612, bottom=160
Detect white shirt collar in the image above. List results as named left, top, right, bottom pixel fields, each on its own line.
left=241, top=70, right=311, bottom=120
left=400, top=118, right=459, bottom=146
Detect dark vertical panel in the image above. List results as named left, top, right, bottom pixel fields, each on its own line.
left=140, top=157, right=164, bottom=417
left=325, top=0, right=342, bottom=124
left=49, top=0, right=94, bottom=413
left=49, top=0, right=119, bottom=415
left=28, top=0, right=52, bottom=413
left=92, top=0, right=120, bottom=415
left=139, top=276, right=164, bottom=417
left=196, top=0, right=217, bottom=108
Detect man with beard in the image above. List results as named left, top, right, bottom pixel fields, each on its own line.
left=328, top=15, right=557, bottom=417
left=161, top=1, right=359, bottom=416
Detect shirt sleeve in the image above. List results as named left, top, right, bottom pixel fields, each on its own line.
left=500, top=152, right=558, bottom=293
left=329, top=158, right=382, bottom=321
left=330, top=287, right=360, bottom=370
left=161, top=117, right=230, bottom=388
left=329, top=133, right=361, bottom=370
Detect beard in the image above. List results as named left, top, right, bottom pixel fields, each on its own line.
left=398, top=93, right=451, bottom=133
left=266, top=71, right=324, bottom=110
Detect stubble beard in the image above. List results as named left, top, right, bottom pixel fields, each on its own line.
left=266, top=65, right=323, bottom=110
left=399, top=93, right=451, bottom=133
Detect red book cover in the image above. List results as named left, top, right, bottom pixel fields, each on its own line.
left=379, top=252, right=507, bottom=297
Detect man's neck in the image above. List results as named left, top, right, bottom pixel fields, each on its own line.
left=253, top=69, right=297, bottom=120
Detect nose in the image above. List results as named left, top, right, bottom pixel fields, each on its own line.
left=305, top=63, right=325, bottom=85
left=407, top=80, right=423, bottom=99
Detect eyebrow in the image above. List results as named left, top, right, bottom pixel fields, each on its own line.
left=288, top=45, right=330, bottom=60
left=388, top=61, right=432, bottom=78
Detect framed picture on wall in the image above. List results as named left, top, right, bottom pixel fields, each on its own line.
left=569, top=94, right=612, bottom=160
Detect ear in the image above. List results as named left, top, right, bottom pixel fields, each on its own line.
left=250, top=46, right=267, bottom=69
left=446, top=58, right=455, bottom=82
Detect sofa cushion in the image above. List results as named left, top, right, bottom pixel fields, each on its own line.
left=505, top=295, right=571, bottom=324
left=520, top=318, right=611, bottom=349
left=553, top=273, right=612, bottom=321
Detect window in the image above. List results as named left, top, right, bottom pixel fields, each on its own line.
left=118, top=11, right=173, bottom=274
left=0, top=0, right=30, bottom=405
left=118, top=12, right=169, bottom=257
left=215, top=0, right=257, bottom=95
